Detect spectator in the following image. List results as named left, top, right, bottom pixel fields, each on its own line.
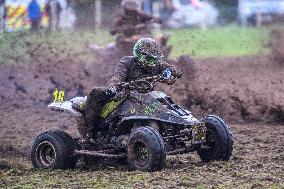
left=142, top=0, right=154, bottom=15
left=28, top=0, right=42, bottom=32
left=45, top=0, right=62, bottom=31
left=161, top=0, right=175, bottom=21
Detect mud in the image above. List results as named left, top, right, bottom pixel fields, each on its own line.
left=0, top=123, right=283, bottom=188
left=0, top=53, right=283, bottom=155
left=271, top=27, right=284, bottom=65
left=0, top=54, right=283, bottom=124
left=173, top=55, right=284, bottom=123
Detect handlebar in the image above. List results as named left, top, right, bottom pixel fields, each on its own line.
left=115, top=74, right=177, bottom=94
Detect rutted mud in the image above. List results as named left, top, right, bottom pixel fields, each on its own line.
left=0, top=53, right=283, bottom=156
left=0, top=123, right=283, bottom=188
left=271, top=27, right=284, bottom=65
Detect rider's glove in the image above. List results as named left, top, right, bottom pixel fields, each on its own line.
left=162, top=68, right=172, bottom=78
left=105, top=86, right=117, bottom=98
left=174, top=69, right=182, bottom=78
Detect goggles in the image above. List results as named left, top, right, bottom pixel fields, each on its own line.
left=140, top=54, right=161, bottom=66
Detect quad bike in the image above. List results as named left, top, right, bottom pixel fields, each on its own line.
left=30, top=75, right=233, bottom=171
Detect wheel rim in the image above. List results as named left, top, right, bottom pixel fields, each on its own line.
left=201, top=130, right=216, bottom=154
left=36, top=141, right=56, bottom=168
left=133, top=141, right=150, bottom=167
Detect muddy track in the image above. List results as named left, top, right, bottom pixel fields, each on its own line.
left=0, top=53, right=283, bottom=155
left=0, top=30, right=284, bottom=188
left=0, top=123, right=283, bottom=188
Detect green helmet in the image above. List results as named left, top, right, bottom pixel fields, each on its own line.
left=133, top=38, right=164, bottom=67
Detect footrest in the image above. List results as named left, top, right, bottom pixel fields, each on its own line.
left=74, top=150, right=126, bottom=158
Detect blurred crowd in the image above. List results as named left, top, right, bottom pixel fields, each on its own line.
left=0, top=0, right=218, bottom=33
left=0, top=0, right=75, bottom=32
left=140, top=0, right=218, bottom=28
left=1, top=0, right=283, bottom=33
left=142, top=0, right=204, bottom=15
left=28, top=0, right=75, bottom=31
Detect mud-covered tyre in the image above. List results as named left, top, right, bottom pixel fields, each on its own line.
left=30, top=130, right=77, bottom=169
left=197, top=115, right=233, bottom=162
left=127, top=126, right=166, bottom=171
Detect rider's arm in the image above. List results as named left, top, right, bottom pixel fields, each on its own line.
left=110, top=16, right=122, bottom=35
left=110, top=12, right=126, bottom=35
left=137, top=10, right=162, bottom=24
left=109, top=57, right=131, bottom=87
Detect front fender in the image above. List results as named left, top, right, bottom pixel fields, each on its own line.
left=115, top=113, right=201, bottom=135
left=118, top=114, right=199, bottom=126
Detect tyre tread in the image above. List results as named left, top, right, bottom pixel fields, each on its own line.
left=198, top=115, right=233, bottom=162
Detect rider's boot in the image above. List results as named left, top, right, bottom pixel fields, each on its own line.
left=82, top=115, right=98, bottom=144
left=81, top=87, right=107, bottom=144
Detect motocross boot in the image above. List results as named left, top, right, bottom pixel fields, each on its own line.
left=82, top=114, right=99, bottom=144
left=82, top=88, right=106, bottom=142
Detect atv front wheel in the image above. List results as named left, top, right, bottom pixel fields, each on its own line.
left=127, top=126, right=166, bottom=171
left=30, top=130, right=77, bottom=169
left=197, top=115, right=233, bottom=162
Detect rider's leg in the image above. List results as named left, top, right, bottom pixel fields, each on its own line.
left=83, top=88, right=107, bottom=140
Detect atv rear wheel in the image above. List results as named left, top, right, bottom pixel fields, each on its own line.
left=31, top=130, right=77, bottom=169
left=127, top=126, right=166, bottom=171
left=197, top=115, right=233, bottom=162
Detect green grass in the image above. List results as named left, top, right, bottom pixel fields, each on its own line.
left=0, top=25, right=270, bottom=64
left=0, top=157, right=283, bottom=189
left=166, top=25, right=270, bottom=58
left=0, top=29, right=114, bottom=64
left=1, top=168, right=283, bottom=189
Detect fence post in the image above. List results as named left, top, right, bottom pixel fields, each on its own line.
left=0, top=2, right=3, bottom=37
left=95, top=0, right=102, bottom=29
left=50, top=0, right=57, bottom=31
left=256, top=0, right=262, bottom=27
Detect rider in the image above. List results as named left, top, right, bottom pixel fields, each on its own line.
left=110, top=0, right=162, bottom=38
left=110, top=0, right=163, bottom=55
left=83, top=38, right=182, bottom=141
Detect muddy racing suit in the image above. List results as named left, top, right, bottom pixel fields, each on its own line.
left=83, top=56, right=182, bottom=138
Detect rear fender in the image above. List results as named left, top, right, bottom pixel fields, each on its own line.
left=48, top=101, right=81, bottom=117
left=48, top=97, right=86, bottom=132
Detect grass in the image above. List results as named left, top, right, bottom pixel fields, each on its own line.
left=166, top=25, right=270, bottom=58
left=0, top=25, right=270, bottom=65
left=1, top=167, right=283, bottom=189
left=0, top=29, right=114, bottom=64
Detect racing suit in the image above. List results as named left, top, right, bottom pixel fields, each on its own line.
left=83, top=56, right=182, bottom=138
left=110, top=10, right=161, bottom=38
